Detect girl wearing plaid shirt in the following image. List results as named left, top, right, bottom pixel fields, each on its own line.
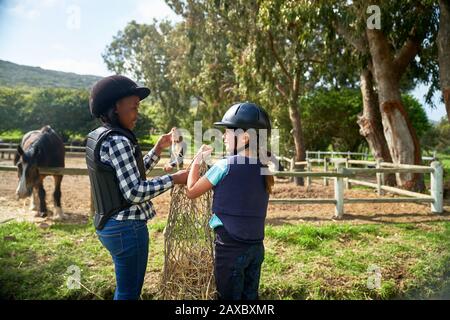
left=87, top=75, right=188, bottom=300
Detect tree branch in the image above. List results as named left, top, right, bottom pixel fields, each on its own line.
left=393, top=26, right=423, bottom=76
left=195, top=95, right=207, bottom=105
left=275, top=83, right=288, bottom=99
left=333, top=20, right=369, bottom=54
left=267, top=30, right=293, bottom=85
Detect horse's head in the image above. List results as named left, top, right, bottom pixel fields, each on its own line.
left=14, top=145, right=40, bottom=199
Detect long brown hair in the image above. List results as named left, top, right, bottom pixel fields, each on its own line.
left=233, top=128, right=275, bottom=194
left=255, top=135, right=274, bottom=194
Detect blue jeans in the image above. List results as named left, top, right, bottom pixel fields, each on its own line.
left=214, top=227, right=265, bottom=300
left=96, top=219, right=149, bottom=300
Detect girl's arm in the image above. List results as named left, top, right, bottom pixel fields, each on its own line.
left=103, top=136, right=175, bottom=203
left=186, top=145, right=214, bottom=199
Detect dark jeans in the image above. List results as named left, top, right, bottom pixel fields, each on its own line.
left=96, top=219, right=149, bottom=300
left=214, top=227, right=265, bottom=300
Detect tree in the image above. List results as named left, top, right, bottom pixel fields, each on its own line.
left=329, top=1, right=438, bottom=191
left=300, top=88, right=365, bottom=152
left=328, top=17, right=395, bottom=183
left=438, top=0, right=450, bottom=122
left=436, top=117, right=450, bottom=153
left=24, top=88, right=95, bottom=140
left=196, top=0, right=327, bottom=184
left=0, top=87, right=28, bottom=133
left=323, top=2, right=393, bottom=185
left=180, top=1, right=238, bottom=126
left=103, top=20, right=191, bottom=132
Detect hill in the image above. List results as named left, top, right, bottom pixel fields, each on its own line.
left=0, top=59, right=102, bottom=89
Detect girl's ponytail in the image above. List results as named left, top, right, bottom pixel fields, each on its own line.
left=256, top=137, right=274, bottom=194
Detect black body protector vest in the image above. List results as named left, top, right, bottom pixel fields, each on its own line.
left=86, top=125, right=146, bottom=230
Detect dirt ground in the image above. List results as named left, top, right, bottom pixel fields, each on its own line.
left=1, top=155, right=449, bottom=227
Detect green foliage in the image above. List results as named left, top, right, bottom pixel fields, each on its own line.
left=0, top=129, right=24, bottom=143
left=300, top=88, right=364, bottom=151
left=0, top=87, right=158, bottom=143
left=422, top=117, right=450, bottom=154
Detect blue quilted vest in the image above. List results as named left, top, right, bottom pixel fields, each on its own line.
left=212, top=155, right=269, bottom=243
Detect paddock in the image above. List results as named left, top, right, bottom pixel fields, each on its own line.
left=1, top=153, right=450, bottom=300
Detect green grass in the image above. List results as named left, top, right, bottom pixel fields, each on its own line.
left=0, top=218, right=449, bottom=300
left=260, top=222, right=450, bottom=299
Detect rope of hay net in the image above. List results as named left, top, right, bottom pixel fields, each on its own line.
left=158, top=160, right=216, bottom=300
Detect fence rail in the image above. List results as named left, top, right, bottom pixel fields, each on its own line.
left=0, top=165, right=165, bottom=177
left=306, top=150, right=369, bottom=160
left=0, top=143, right=170, bottom=160
left=304, top=150, right=437, bottom=162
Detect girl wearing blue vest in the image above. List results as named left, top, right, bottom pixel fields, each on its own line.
left=186, top=102, right=274, bottom=300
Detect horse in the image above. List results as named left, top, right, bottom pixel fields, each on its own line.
left=14, top=125, right=66, bottom=220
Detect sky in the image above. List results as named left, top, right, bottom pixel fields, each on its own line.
left=0, top=0, right=447, bottom=122
left=0, top=0, right=181, bottom=76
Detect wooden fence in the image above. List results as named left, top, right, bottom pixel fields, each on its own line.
left=0, top=157, right=444, bottom=219
left=274, top=156, right=444, bottom=218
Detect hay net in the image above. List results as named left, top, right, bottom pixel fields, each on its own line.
left=158, top=160, right=216, bottom=300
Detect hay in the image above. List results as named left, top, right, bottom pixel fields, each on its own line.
left=158, top=161, right=216, bottom=299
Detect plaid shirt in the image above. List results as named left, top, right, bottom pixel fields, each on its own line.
left=99, top=134, right=174, bottom=221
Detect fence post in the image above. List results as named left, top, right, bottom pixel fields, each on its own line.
left=334, top=163, right=344, bottom=219
left=431, top=161, right=443, bottom=214
left=290, top=157, right=295, bottom=183
left=376, top=159, right=384, bottom=196
left=8, top=142, right=12, bottom=160
left=345, top=158, right=350, bottom=189
left=323, top=157, right=328, bottom=186
left=306, top=159, right=311, bottom=187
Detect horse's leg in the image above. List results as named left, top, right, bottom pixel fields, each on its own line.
left=29, top=187, right=40, bottom=211
left=53, top=175, right=66, bottom=220
left=35, top=177, right=47, bottom=218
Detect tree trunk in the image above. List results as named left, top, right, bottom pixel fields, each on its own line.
left=357, top=68, right=396, bottom=186
left=289, top=99, right=306, bottom=186
left=366, top=29, right=425, bottom=191
left=438, top=0, right=450, bottom=122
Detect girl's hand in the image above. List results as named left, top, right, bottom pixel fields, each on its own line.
left=155, top=127, right=176, bottom=155
left=171, top=169, right=189, bottom=185
left=163, top=163, right=174, bottom=173
left=194, top=144, right=213, bottom=163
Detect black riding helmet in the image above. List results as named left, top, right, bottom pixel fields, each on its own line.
left=89, top=75, right=150, bottom=118
left=214, top=102, right=271, bottom=132
left=215, top=102, right=271, bottom=156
